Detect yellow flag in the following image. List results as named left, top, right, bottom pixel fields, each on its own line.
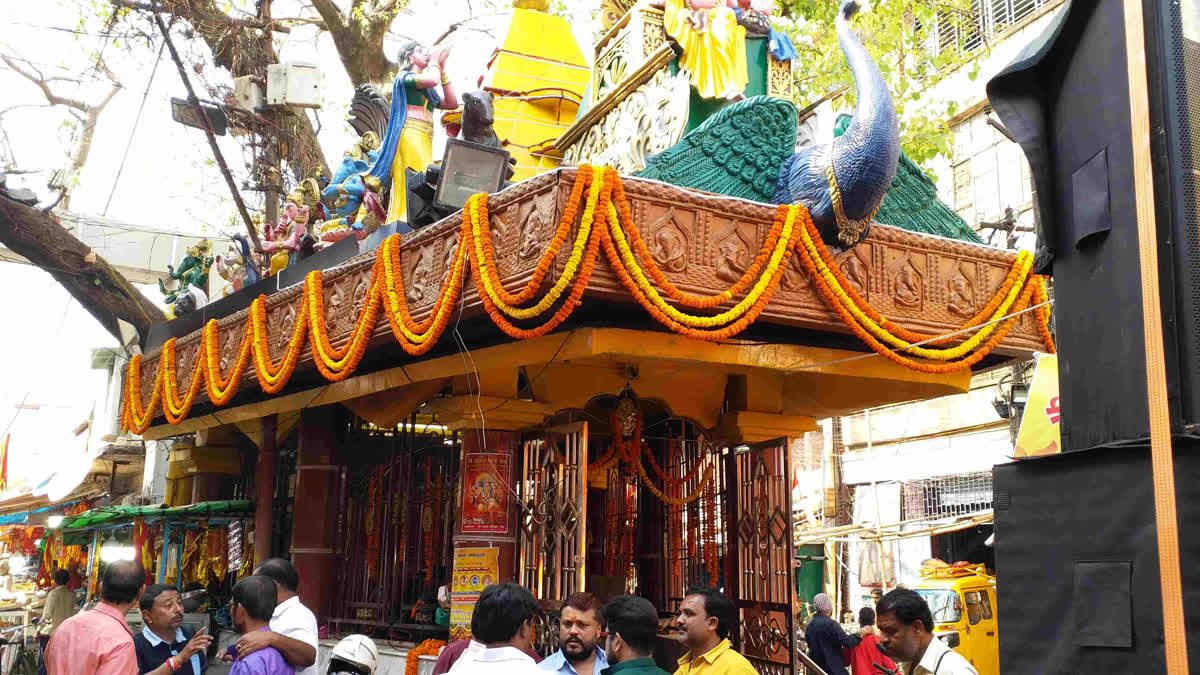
left=1014, top=354, right=1062, bottom=458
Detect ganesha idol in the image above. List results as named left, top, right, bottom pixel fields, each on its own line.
left=310, top=132, right=387, bottom=249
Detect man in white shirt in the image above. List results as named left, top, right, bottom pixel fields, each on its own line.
left=449, top=583, right=543, bottom=675
left=231, top=557, right=319, bottom=675
left=876, top=589, right=978, bottom=675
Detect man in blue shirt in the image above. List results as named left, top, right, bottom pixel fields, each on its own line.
left=133, top=584, right=212, bottom=674
left=539, top=593, right=608, bottom=675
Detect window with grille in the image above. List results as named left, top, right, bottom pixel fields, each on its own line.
left=901, top=471, right=993, bottom=520
left=950, top=108, right=1035, bottom=233
left=927, top=0, right=1061, bottom=57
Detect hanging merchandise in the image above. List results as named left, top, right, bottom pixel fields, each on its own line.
left=132, top=519, right=153, bottom=586
left=240, top=524, right=255, bottom=578
left=182, top=530, right=202, bottom=584
left=206, top=525, right=229, bottom=582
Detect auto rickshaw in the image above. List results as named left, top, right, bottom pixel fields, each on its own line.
left=913, top=561, right=999, bottom=675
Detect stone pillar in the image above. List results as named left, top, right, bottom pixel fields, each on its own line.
left=254, top=414, right=277, bottom=566
left=291, top=406, right=342, bottom=621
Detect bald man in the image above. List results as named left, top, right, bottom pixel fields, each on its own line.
left=804, top=593, right=866, bottom=675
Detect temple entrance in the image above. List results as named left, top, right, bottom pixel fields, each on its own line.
left=518, top=391, right=795, bottom=673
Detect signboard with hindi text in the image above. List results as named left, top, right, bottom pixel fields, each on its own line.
left=450, top=547, right=499, bottom=641
left=1015, top=354, right=1062, bottom=458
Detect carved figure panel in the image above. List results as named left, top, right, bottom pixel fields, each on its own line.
left=713, top=220, right=755, bottom=284
left=837, top=251, right=870, bottom=301
left=640, top=8, right=667, bottom=57
left=268, top=303, right=299, bottom=361
left=780, top=252, right=811, bottom=295
left=947, top=264, right=976, bottom=318
left=648, top=207, right=691, bottom=274
left=406, top=244, right=437, bottom=308
left=516, top=191, right=558, bottom=265
left=889, top=253, right=925, bottom=311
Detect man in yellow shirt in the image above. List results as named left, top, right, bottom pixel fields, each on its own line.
left=672, top=587, right=757, bottom=675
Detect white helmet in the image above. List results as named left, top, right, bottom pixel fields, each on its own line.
left=328, top=634, right=379, bottom=675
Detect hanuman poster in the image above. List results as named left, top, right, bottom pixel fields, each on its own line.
left=461, top=453, right=510, bottom=534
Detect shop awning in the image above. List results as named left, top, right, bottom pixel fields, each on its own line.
left=60, top=500, right=254, bottom=531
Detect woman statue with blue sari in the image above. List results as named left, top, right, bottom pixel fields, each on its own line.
left=368, top=40, right=458, bottom=225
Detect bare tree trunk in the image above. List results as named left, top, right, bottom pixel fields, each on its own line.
left=0, top=198, right=162, bottom=341
left=0, top=55, right=122, bottom=210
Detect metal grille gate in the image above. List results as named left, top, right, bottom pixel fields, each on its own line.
left=732, top=438, right=796, bottom=675
left=517, top=422, right=589, bottom=603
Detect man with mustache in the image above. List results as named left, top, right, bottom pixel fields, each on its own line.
left=539, top=593, right=609, bottom=675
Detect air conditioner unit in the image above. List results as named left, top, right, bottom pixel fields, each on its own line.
left=266, top=62, right=322, bottom=109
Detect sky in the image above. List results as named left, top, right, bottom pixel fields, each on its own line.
left=0, top=0, right=598, bottom=480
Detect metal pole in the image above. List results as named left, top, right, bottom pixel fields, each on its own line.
left=867, top=409, right=888, bottom=594
left=152, top=13, right=263, bottom=253
left=87, top=529, right=101, bottom=604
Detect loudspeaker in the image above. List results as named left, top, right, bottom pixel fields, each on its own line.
left=993, top=441, right=1200, bottom=672
left=988, top=0, right=1200, bottom=451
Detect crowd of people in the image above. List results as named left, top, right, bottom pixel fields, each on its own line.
left=33, top=559, right=978, bottom=675
left=432, top=584, right=759, bottom=675
left=40, top=557, right=319, bottom=675
left=803, top=588, right=979, bottom=675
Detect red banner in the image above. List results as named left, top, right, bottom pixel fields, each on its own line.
left=460, top=454, right=510, bottom=535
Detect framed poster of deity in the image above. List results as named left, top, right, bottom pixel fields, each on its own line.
left=460, top=453, right=510, bottom=534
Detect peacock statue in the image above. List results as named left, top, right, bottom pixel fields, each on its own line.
left=637, top=0, right=899, bottom=249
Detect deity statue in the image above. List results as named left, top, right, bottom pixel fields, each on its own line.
left=657, top=0, right=749, bottom=100
left=159, top=239, right=213, bottom=306
left=312, top=132, right=388, bottom=247
left=213, top=234, right=260, bottom=297
left=367, top=40, right=458, bottom=225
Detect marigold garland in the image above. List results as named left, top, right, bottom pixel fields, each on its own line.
left=405, top=639, right=446, bottom=675
left=122, top=165, right=1056, bottom=431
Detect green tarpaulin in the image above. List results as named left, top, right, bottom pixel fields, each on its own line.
left=60, top=500, right=253, bottom=531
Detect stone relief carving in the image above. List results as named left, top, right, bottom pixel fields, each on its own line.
left=715, top=227, right=753, bottom=284
left=650, top=208, right=688, bottom=273
left=894, top=263, right=923, bottom=309
left=840, top=254, right=869, bottom=298
left=407, top=245, right=435, bottom=305
left=947, top=270, right=975, bottom=317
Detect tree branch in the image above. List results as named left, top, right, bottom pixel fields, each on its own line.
left=0, top=198, right=162, bottom=341
left=1, top=55, right=92, bottom=111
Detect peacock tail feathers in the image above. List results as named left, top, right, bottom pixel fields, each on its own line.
left=635, top=97, right=798, bottom=203
left=349, top=84, right=390, bottom=140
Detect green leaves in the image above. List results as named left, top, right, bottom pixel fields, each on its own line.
left=778, top=0, right=978, bottom=175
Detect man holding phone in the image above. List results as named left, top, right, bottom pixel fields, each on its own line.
left=133, top=584, right=212, bottom=675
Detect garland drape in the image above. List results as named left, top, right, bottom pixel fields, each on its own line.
left=124, top=166, right=1054, bottom=433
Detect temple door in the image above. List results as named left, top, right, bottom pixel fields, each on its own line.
left=517, top=422, right=589, bottom=601
left=731, top=438, right=796, bottom=675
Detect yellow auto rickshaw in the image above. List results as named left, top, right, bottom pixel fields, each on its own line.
left=913, top=562, right=999, bottom=675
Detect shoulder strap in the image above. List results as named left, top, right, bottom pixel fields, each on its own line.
left=932, top=650, right=949, bottom=674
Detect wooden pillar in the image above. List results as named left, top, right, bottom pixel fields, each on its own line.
left=254, top=414, right=278, bottom=567
left=291, top=406, right=342, bottom=621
